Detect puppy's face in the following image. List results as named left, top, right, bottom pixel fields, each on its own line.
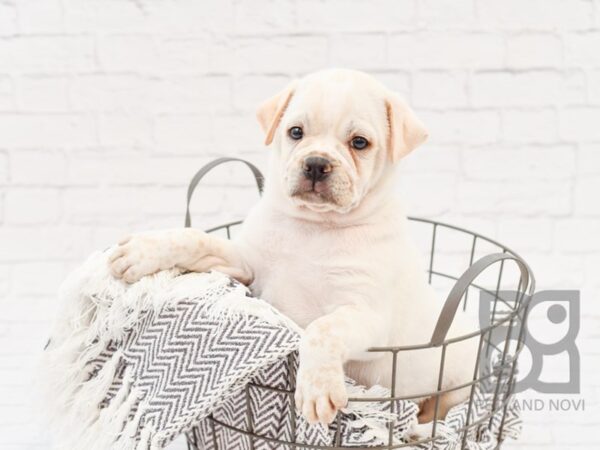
left=257, top=70, right=428, bottom=214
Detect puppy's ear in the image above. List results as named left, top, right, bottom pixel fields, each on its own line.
left=385, top=93, right=428, bottom=162
left=256, top=82, right=296, bottom=146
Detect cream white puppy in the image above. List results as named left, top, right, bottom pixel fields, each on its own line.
left=109, top=69, right=476, bottom=428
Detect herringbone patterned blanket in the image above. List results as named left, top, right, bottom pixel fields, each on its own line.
left=39, top=249, right=521, bottom=449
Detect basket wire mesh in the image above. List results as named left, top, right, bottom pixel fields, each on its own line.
left=185, top=218, right=534, bottom=450
left=183, top=159, right=535, bottom=450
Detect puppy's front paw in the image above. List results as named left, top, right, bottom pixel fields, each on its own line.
left=109, top=233, right=172, bottom=283
left=294, top=361, right=347, bottom=425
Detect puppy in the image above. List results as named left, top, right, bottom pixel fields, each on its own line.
left=109, top=69, right=476, bottom=429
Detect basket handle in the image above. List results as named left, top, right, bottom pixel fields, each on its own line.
left=184, top=157, right=265, bottom=228
left=429, top=253, right=531, bottom=346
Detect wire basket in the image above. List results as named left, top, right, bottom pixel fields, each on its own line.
left=184, top=158, right=535, bottom=450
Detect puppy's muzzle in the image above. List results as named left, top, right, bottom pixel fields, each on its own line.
left=303, top=156, right=332, bottom=183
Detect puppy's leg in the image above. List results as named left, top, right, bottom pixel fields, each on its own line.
left=295, top=304, right=387, bottom=425
left=407, top=390, right=466, bottom=440
left=417, top=393, right=455, bottom=423
left=109, top=229, right=252, bottom=284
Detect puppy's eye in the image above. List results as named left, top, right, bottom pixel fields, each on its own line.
left=350, top=136, right=369, bottom=150
left=288, top=126, right=304, bottom=140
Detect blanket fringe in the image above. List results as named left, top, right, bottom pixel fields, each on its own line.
left=36, top=248, right=303, bottom=449
left=343, top=384, right=416, bottom=446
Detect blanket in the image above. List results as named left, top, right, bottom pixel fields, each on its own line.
left=38, top=249, right=521, bottom=450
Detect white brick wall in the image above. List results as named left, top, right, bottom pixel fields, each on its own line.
left=0, top=0, right=599, bottom=448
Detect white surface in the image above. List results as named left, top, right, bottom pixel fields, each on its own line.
left=0, top=0, right=599, bottom=448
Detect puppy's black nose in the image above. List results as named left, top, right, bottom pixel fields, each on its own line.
left=303, top=156, right=332, bottom=183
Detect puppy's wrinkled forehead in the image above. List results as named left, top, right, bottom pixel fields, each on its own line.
left=285, top=72, right=385, bottom=135
left=257, top=69, right=428, bottom=164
